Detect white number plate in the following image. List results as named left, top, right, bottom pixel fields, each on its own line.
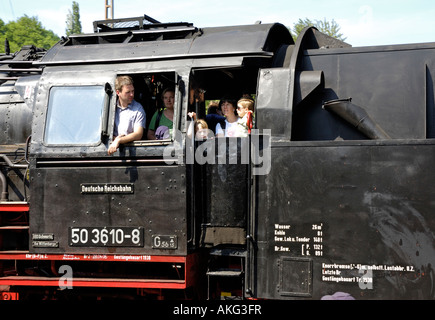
left=69, top=227, right=144, bottom=247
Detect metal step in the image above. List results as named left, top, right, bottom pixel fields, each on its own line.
left=206, top=269, right=243, bottom=277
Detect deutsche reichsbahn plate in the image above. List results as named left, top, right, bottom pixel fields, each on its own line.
left=69, top=227, right=144, bottom=247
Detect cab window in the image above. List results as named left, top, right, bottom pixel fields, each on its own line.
left=125, top=72, right=178, bottom=141
left=44, top=86, right=106, bottom=145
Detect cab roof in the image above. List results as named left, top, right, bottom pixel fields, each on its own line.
left=40, top=15, right=293, bottom=65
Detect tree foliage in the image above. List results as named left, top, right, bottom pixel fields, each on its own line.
left=0, top=15, right=60, bottom=53
left=66, top=1, right=82, bottom=36
left=291, top=18, right=346, bottom=42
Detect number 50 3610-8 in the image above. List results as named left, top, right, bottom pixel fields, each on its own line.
left=69, top=227, right=143, bottom=247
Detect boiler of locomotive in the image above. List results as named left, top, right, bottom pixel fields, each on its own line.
left=0, top=75, right=39, bottom=146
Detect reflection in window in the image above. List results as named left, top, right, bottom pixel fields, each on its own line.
left=44, top=86, right=106, bottom=145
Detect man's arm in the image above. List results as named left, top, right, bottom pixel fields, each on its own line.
left=108, top=126, right=144, bottom=155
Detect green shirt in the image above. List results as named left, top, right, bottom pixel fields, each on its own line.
left=148, top=109, right=173, bottom=131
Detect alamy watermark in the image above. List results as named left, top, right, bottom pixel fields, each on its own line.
left=163, top=128, right=271, bottom=176
left=58, top=265, right=73, bottom=289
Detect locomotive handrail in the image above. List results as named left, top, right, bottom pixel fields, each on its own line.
left=34, top=51, right=270, bottom=66
left=0, top=154, right=29, bottom=201
left=0, top=68, right=42, bottom=72
left=0, top=60, right=40, bottom=65
left=34, top=158, right=179, bottom=167
left=0, top=168, right=7, bottom=201
left=92, top=15, right=193, bottom=34
left=0, top=155, right=28, bottom=169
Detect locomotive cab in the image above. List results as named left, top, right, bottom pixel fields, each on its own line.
left=0, top=16, right=292, bottom=299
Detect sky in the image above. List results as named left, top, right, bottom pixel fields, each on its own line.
left=1, top=0, right=435, bottom=47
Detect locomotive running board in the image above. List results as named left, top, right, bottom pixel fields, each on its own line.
left=0, top=276, right=186, bottom=289
left=0, top=253, right=197, bottom=290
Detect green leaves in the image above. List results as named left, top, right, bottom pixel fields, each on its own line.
left=0, top=15, right=60, bottom=53
left=65, top=1, right=82, bottom=36
left=291, top=18, right=346, bottom=42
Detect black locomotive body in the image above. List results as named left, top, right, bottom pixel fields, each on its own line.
left=1, top=16, right=435, bottom=300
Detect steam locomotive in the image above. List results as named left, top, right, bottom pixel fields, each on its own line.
left=1, top=15, right=435, bottom=300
